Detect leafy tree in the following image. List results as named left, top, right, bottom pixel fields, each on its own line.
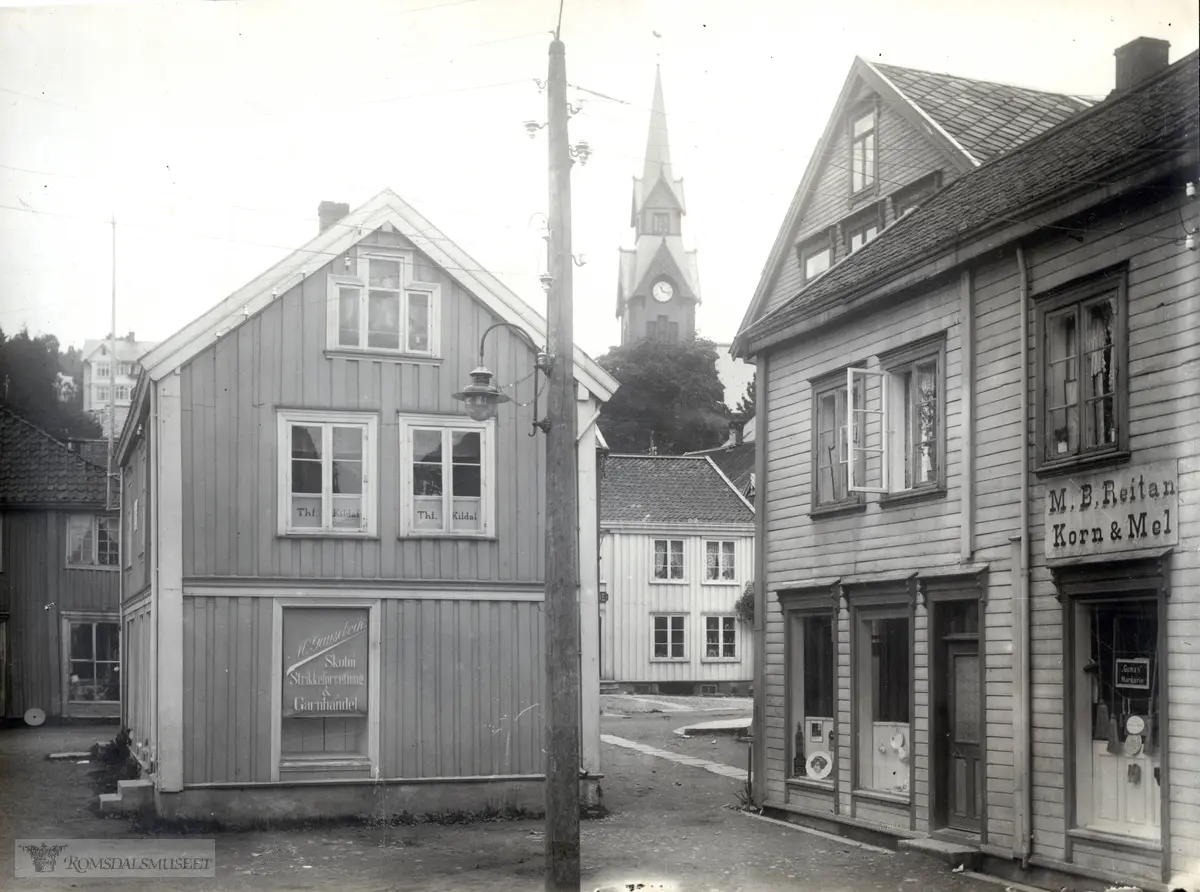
left=0, top=327, right=101, bottom=440
left=735, top=372, right=756, bottom=421
left=597, top=337, right=729, bottom=455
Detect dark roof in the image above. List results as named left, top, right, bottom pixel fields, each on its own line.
left=688, top=442, right=756, bottom=494
left=601, top=455, right=754, bottom=526
left=876, top=63, right=1092, bottom=163
left=742, top=52, right=1199, bottom=346
left=0, top=407, right=110, bottom=506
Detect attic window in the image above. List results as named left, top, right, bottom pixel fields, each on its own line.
left=798, top=234, right=833, bottom=284
left=326, top=254, right=442, bottom=359
left=850, top=108, right=878, bottom=194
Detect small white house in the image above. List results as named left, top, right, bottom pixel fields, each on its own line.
left=599, top=454, right=755, bottom=695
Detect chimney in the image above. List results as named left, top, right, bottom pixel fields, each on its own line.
left=729, top=418, right=745, bottom=447
left=318, top=201, right=350, bottom=234
left=125, top=331, right=135, bottom=342
left=1114, top=37, right=1170, bottom=92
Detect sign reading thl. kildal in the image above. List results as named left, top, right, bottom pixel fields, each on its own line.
left=1043, top=460, right=1178, bottom=559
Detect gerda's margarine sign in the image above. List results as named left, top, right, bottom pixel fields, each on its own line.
left=1044, top=461, right=1178, bottom=559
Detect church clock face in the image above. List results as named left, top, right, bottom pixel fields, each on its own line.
left=652, top=280, right=674, bottom=303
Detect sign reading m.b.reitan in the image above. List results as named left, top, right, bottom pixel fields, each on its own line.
left=1043, top=460, right=1178, bottom=559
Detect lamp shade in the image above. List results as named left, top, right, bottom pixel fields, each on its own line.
left=452, top=366, right=511, bottom=422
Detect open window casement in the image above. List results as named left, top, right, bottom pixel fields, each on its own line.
left=847, top=367, right=888, bottom=493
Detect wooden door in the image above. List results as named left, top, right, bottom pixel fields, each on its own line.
left=0, top=619, right=7, bottom=717
left=944, top=639, right=982, bottom=832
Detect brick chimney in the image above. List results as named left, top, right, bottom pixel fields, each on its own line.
left=318, top=201, right=350, bottom=234
left=1114, top=37, right=1170, bottom=92
left=729, top=418, right=745, bottom=447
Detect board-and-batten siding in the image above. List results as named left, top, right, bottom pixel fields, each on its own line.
left=178, top=229, right=546, bottom=584
left=0, top=511, right=120, bottom=717
left=762, top=93, right=961, bottom=318
left=122, top=438, right=151, bottom=601
left=600, top=532, right=753, bottom=683
left=182, top=596, right=545, bottom=785
left=1020, top=190, right=1200, bottom=881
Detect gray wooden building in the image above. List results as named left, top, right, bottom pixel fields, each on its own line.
left=734, top=40, right=1199, bottom=892
left=113, top=189, right=617, bottom=821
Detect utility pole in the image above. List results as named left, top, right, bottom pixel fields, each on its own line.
left=107, top=215, right=117, bottom=511
left=543, top=35, right=581, bottom=892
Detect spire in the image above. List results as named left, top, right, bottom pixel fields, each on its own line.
left=642, top=64, right=672, bottom=186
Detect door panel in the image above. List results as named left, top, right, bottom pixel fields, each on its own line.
left=945, top=641, right=982, bottom=832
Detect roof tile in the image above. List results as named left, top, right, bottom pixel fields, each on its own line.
left=0, top=407, right=110, bottom=506
left=601, top=455, right=753, bottom=525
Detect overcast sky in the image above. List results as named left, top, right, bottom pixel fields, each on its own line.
left=1, top=0, right=1196, bottom=359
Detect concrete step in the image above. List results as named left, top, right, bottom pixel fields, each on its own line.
left=898, top=836, right=982, bottom=871
left=99, top=779, right=154, bottom=816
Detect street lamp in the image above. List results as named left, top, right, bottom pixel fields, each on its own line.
left=452, top=321, right=552, bottom=434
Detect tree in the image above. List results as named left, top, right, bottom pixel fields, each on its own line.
left=0, top=327, right=101, bottom=440
left=597, top=337, right=729, bottom=455
left=735, top=372, right=756, bottom=421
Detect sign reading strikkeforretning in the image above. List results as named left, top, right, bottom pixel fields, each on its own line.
left=15, top=839, right=216, bottom=878
left=1042, top=460, right=1179, bottom=559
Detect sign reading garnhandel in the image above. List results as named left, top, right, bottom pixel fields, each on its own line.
left=1043, top=460, right=1179, bottom=559
left=282, top=607, right=369, bottom=717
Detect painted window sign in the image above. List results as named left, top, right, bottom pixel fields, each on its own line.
left=1115, top=657, right=1151, bottom=691
left=282, top=608, right=369, bottom=718
left=1043, top=461, right=1178, bottom=558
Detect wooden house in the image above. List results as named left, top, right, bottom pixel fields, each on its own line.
left=599, top=454, right=754, bottom=695
left=734, top=39, right=1199, bottom=892
left=0, top=407, right=120, bottom=721
left=113, top=190, right=618, bottom=822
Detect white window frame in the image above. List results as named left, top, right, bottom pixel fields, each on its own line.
left=117, top=362, right=134, bottom=377
left=398, top=414, right=495, bottom=539
left=325, top=252, right=442, bottom=359
left=96, top=385, right=111, bottom=403
left=703, top=614, right=739, bottom=661
left=276, top=409, right=378, bottom=537
left=847, top=367, right=889, bottom=494
left=61, top=611, right=121, bottom=712
left=94, top=362, right=111, bottom=379
left=703, top=539, right=737, bottom=583
left=651, top=613, right=687, bottom=661
left=114, top=385, right=131, bottom=402
left=66, top=514, right=120, bottom=569
left=652, top=538, right=685, bottom=582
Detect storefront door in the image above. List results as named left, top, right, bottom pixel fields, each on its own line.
left=934, top=601, right=983, bottom=834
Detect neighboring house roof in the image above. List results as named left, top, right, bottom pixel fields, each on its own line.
left=686, top=442, right=756, bottom=497
left=81, top=338, right=159, bottom=365
left=136, top=189, right=619, bottom=403
left=738, top=51, right=1198, bottom=350
left=600, top=454, right=754, bottom=526
left=735, top=56, right=1092, bottom=343
left=0, top=407, right=109, bottom=506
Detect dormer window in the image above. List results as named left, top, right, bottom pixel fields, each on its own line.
left=798, top=234, right=833, bottom=284
left=850, top=108, right=878, bottom=194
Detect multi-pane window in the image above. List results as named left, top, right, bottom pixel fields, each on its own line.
left=856, top=611, right=911, bottom=795
left=850, top=109, right=877, bottom=193
left=800, top=240, right=832, bottom=284
left=812, top=374, right=864, bottom=508
left=118, top=362, right=134, bottom=377
left=67, top=620, right=120, bottom=702
left=277, top=410, right=377, bottom=536
left=705, top=615, right=737, bottom=659
left=1040, top=277, right=1123, bottom=464
left=653, top=614, right=686, bottom=660
left=96, top=385, right=111, bottom=402
left=653, top=539, right=684, bottom=580
left=95, top=362, right=111, bottom=379
left=652, top=212, right=670, bottom=234
left=114, top=385, right=131, bottom=401
left=847, top=221, right=879, bottom=253
left=67, top=514, right=120, bottom=567
left=399, top=416, right=493, bottom=537
left=327, top=255, right=440, bottom=357
left=704, top=540, right=736, bottom=581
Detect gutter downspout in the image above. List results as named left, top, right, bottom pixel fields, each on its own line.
left=1015, top=244, right=1033, bottom=868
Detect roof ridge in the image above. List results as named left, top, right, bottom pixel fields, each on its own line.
left=872, top=59, right=1094, bottom=104
left=0, top=405, right=110, bottom=473
left=607, top=452, right=709, bottom=459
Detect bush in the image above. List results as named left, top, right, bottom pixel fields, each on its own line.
left=735, top=581, right=754, bottom=626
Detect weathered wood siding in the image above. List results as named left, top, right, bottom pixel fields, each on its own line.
left=762, top=88, right=962, bottom=318
left=182, top=594, right=545, bottom=784
left=123, top=601, right=154, bottom=763
left=122, top=438, right=151, bottom=601
left=179, top=228, right=546, bottom=584
left=0, top=510, right=120, bottom=717
left=600, top=531, right=754, bottom=684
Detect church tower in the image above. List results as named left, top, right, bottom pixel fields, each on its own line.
left=616, top=65, right=700, bottom=346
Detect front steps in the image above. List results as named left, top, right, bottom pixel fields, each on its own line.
left=99, top=778, right=154, bottom=816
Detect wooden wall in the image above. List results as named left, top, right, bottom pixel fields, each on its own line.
left=0, top=510, right=120, bottom=718
left=122, top=437, right=151, bottom=601
left=181, top=593, right=546, bottom=784
left=600, top=531, right=754, bottom=684
left=178, top=229, right=547, bottom=584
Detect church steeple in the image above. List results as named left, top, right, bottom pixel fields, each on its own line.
left=642, top=64, right=673, bottom=186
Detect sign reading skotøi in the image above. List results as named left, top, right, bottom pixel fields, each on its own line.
left=282, top=608, right=369, bottom=717
left=1043, top=461, right=1178, bottom=559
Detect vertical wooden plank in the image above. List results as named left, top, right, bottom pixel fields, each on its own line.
left=516, top=600, right=534, bottom=773
left=179, top=375, right=194, bottom=580
left=236, top=597, right=253, bottom=780
left=237, top=324, right=256, bottom=578
left=192, top=597, right=209, bottom=784
left=438, top=599, right=456, bottom=775
left=401, top=599, right=420, bottom=777
left=257, top=301, right=279, bottom=579
left=497, top=600, right=515, bottom=775
left=210, top=596, right=230, bottom=783
left=202, top=354, right=219, bottom=580
left=420, top=600, right=439, bottom=776
left=381, top=361, right=400, bottom=581
left=182, top=602, right=194, bottom=784
left=255, top=598, right=273, bottom=781
left=45, top=514, right=62, bottom=717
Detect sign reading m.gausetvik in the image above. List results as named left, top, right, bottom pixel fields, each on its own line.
left=282, top=609, right=369, bottom=717
left=1043, top=460, right=1178, bottom=559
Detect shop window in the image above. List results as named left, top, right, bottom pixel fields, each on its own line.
left=856, top=611, right=910, bottom=795
left=399, top=415, right=494, bottom=538
left=67, top=620, right=120, bottom=702
left=704, top=615, right=737, bottom=660
left=276, top=410, right=378, bottom=536
left=653, top=539, right=684, bottom=580
left=1073, top=599, right=1160, bottom=841
left=788, top=612, right=835, bottom=781
left=652, top=614, right=686, bottom=660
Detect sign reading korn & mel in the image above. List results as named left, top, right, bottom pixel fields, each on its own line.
left=282, top=608, right=369, bottom=717
left=1043, top=460, right=1178, bottom=559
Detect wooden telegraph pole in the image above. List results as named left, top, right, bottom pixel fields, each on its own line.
left=543, top=35, right=582, bottom=892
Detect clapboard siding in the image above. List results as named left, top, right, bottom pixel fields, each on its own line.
left=182, top=594, right=545, bottom=785
left=179, top=231, right=547, bottom=584
left=600, top=532, right=754, bottom=684
left=0, top=510, right=120, bottom=718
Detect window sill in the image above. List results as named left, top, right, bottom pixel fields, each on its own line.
left=1068, top=827, right=1161, bottom=853
left=786, top=776, right=835, bottom=793
left=401, top=533, right=498, bottom=541
left=280, top=757, right=372, bottom=772
left=878, top=486, right=947, bottom=508
left=325, top=349, right=442, bottom=365
left=278, top=532, right=379, bottom=540
left=650, top=579, right=689, bottom=585
left=700, top=656, right=741, bottom=663
left=1034, top=449, right=1131, bottom=480
left=808, top=501, right=866, bottom=520
left=851, top=788, right=911, bottom=806
left=848, top=184, right=880, bottom=207
left=650, top=657, right=688, bottom=663
left=701, top=579, right=739, bottom=586
left=66, top=565, right=120, bottom=572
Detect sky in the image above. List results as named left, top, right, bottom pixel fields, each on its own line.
left=1, top=0, right=1197, bottom=359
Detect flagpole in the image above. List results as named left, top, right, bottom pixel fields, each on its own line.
left=107, top=214, right=116, bottom=510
